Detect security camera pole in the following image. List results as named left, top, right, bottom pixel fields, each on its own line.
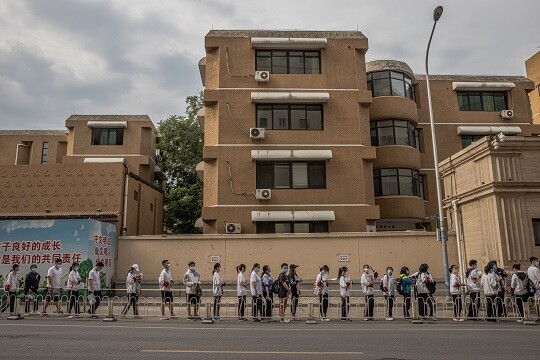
left=425, top=5, right=451, bottom=296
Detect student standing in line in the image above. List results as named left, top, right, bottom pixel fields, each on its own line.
left=510, top=263, right=529, bottom=323
left=361, top=264, right=377, bottom=321
left=66, top=262, right=82, bottom=318
left=250, top=263, right=263, bottom=322
left=278, top=263, right=291, bottom=323
left=236, top=264, right=248, bottom=321
left=87, top=261, right=104, bottom=318
left=489, top=260, right=507, bottom=317
left=43, top=259, right=63, bottom=316
left=527, top=256, right=540, bottom=320
left=381, top=266, right=395, bottom=321
left=159, top=260, right=175, bottom=320
left=466, top=259, right=483, bottom=320
left=288, top=264, right=302, bottom=321
left=315, top=265, right=330, bottom=321
left=122, top=264, right=142, bottom=317
left=415, top=263, right=436, bottom=320
left=261, top=265, right=274, bottom=321
left=339, top=266, right=352, bottom=321
left=212, top=263, right=225, bottom=321
left=24, top=264, right=40, bottom=315
left=481, top=264, right=499, bottom=322
left=449, top=264, right=464, bottom=321
left=184, top=261, right=201, bottom=319
left=1, top=264, right=19, bottom=315
left=399, top=267, right=413, bottom=319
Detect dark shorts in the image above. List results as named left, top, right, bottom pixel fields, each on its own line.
left=161, top=291, right=173, bottom=303
left=279, top=289, right=289, bottom=299
left=187, top=293, right=200, bottom=304
left=46, top=288, right=61, bottom=302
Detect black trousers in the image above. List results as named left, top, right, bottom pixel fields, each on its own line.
left=385, top=295, right=394, bottom=317
left=515, top=294, right=528, bottom=318
left=364, top=294, right=374, bottom=318
left=252, top=295, right=263, bottom=318
left=263, top=291, right=273, bottom=318
left=341, top=296, right=350, bottom=319
left=451, top=294, right=462, bottom=318
left=290, top=295, right=299, bottom=317
left=319, top=293, right=329, bottom=317
left=418, top=293, right=434, bottom=317
left=122, top=293, right=138, bottom=316
left=90, top=290, right=102, bottom=314
left=68, top=290, right=80, bottom=314
left=25, top=289, right=39, bottom=313
left=238, top=295, right=246, bottom=318
left=0, top=292, right=16, bottom=314
left=468, top=291, right=480, bottom=318
left=486, top=295, right=497, bottom=321
left=213, top=296, right=221, bottom=317
left=403, top=294, right=411, bottom=318
left=496, top=291, right=507, bottom=317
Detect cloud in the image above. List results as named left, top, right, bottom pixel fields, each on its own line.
left=2, top=220, right=56, bottom=234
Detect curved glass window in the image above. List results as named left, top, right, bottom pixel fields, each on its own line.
left=367, top=71, right=415, bottom=100
left=370, top=120, right=418, bottom=149
left=373, top=168, right=424, bottom=198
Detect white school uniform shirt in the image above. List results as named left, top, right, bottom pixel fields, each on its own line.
left=466, top=268, right=483, bottom=292
left=339, top=275, right=350, bottom=297
left=250, top=270, right=263, bottom=296
left=527, top=265, right=540, bottom=299
left=5, top=271, right=18, bottom=293
left=184, top=270, right=200, bottom=294
left=416, top=272, right=433, bottom=294
left=159, top=269, right=173, bottom=291
left=382, top=274, right=396, bottom=296
left=510, top=272, right=528, bottom=296
left=126, top=272, right=137, bottom=294
left=315, top=271, right=329, bottom=295
left=66, top=270, right=82, bottom=291
left=237, top=272, right=247, bottom=297
left=450, top=273, right=461, bottom=295
left=480, top=272, right=498, bottom=296
left=47, top=266, right=62, bottom=289
left=213, top=272, right=224, bottom=296
left=88, top=268, right=101, bottom=291
left=361, top=272, right=375, bottom=295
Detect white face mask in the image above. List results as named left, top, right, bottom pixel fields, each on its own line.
left=364, top=268, right=369, bottom=273
left=55, top=265, right=61, bottom=269
left=255, top=268, right=260, bottom=273
left=73, top=267, right=79, bottom=272
left=534, top=261, right=540, bottom=267
left=190, top=266, right=196, bottom=271
left=387, top=270, right=393, bottom=276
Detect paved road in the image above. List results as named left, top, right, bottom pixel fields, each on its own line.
left=0, top=317, right=539, bottom=360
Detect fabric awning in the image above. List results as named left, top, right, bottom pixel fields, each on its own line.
left=251, top=211, right=335, bottom=222
left=251, top=150, right=332, bottom=161
left=251, top=37, right=327, bottom=49
left=452, top=82, right=515, bottom=91
left=87, top=121, right=128, bottom=128
left=251, top=92, right=329, bottom=104
left=456, top=126, right=522, bottom=135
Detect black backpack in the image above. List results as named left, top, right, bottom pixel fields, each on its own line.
left=527, top=277, right=537, bottom=296
left=272, top=279, right=280, bottom=294
left=426, top=280, right=437, bottom=295
left=396, top=277, right=405, bottom=296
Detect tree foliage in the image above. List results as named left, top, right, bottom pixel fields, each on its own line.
left=157, top=91, right=204, bottom=234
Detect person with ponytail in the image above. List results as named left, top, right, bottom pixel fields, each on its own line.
left=236, top=264, right=248, bottom=321
left=212, top=263, right=225, bottom=321
left=315, top=265, right=330, bottom=321
left=250, top=263, right=263, bottom=322
left=449, top=264, right=464, bottom=321
left=338, top=266, right=352, bottom=321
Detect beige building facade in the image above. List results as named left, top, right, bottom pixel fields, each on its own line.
left=525, top=51, right=540, bottom=124
left=0, top=115, right=164, bottom=236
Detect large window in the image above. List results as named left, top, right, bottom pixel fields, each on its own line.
left=256, top=104, right=323, bottom=130
left=457, top=91, right=507, bottom=111
left=92, top=128, right=124, bottom=145
left=257, top=221, right=328, bottom=234
left=256, top=51, right=321, bottom=74
left=461, top=135, right=485, bottom=149
left=373, top=168, right=424, bottom=198
left=370, top=120, right=419, bottom=148
left=367, top=71, right=415, bottom=100
left=41, top=142, right=48, bottom=164
left=256, top=162, right=326, bottom=189
left=533, top=219, right=540, bottom=246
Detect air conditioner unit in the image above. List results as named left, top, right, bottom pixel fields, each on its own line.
left=255, top=71, right=270, bottom=82
left=500, top=110, right=514, bottom=119
left=250, top=127, right=265, bottom=139
left=225, top=223, right=242, bottom=234
left=255, top=189, right=272, bottom=200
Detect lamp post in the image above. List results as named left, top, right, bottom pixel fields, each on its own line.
left=425, top=5, right=451, bottom=296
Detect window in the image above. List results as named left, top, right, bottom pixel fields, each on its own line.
left=373, top=168, right=424, bottom=198
left=41, top=142, right=48, bottom=164
left=256, top=221, right=328, bottom=234
left=461, top=135, right=485, bottom=149
left=256, top=104, right=323, bottom=130
left=92, top=128, right=124, bottom=145
left=256, top=162, right=326, bottom=189
left=457, top=92, right=507, bottom=111
left=256, top=51, right=321, bottom=74
left=367, top=71, right=415, bottom=100
left=370, top=120, right=418, bottom=148
left=533, top=219, right=540, bottom=246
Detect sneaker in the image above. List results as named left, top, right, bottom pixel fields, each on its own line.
left=321, top=318, right=331, bottom=322
left=517, top=319, right=524, bottom=323
left=280, top=318, right=290, bottom=323
left=452, top=318, right=458, bottom=322
left=67, top=315, right=74, bottom=319
left=212, top=317, right=221, bottom=321
left=161, top=316, right=169, bottom=320
left=430, top=317, right=438, bottom=321
left=363, top=318, right=369, bottom=321
left=341, top=319, right=347, bottom=322
left=252, top=318, right=261, bottom=322
left=458, top=318, right=465, bottom=322
left=347, top=318, right=353, bottom=322
left=386, top=317, right=394, bottom=321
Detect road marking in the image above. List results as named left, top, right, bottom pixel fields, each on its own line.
left=141, top=350, right=363, bottom=355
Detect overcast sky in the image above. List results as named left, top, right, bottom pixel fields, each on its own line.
left=1, top=0, right=538, bottom=130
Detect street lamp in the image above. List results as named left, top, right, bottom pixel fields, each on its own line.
left=425, top=5, right=451, bottom=296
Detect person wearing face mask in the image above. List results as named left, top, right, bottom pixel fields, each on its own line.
left=160, top=260, right=175, bottom=320
left=122, top=264, right=142, bottom=317
left=236, top=264, right=248, bottom=321
left=1, top=264, right=19, bottom=315
left=490, top=260, right=507, bottom=317
left=184, top=261, right=201, bottom=319
left=261, top=265, right=274, bottom=321
left=24, top=264, right=40, bottom=315
left=415, top=263, right=436, bottom=320
left=338, top=266, right=352, bottom=321
left=43, top=259, right=63, bottom=316
left=288, top=264, right=302, bottom=321
left=466, top=259, right=483, bottom=320
left=66, top=262, right=82, bottom=318
left=481, top=264, right=499, bottom=322
left=250, top=263, right=263, bottom=322
left=510, top=263, right=529, bottom=323
left=527, top=256, right=540, bottom=320
left=212, top=263, right=225, bottom=321
left=361, top=264, right=377, bottom=321
left=87, top=261, right=104, bottom=318
left=449, top=264, right=464, bottom=321
left=381, top=266, right=396, bottom=321
left=278, top=263, right=292, bottom=323
left=315, top=265, right=330, bottom=321
left=399, top=267, right=413, bottom=319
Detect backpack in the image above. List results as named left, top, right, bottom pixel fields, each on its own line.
left=272, top=279, right=280, bottom=294
left=426, top=280, right=437, bottom=295
left=396, top=277, right=405, bottom=296
left=527, top=277, right=537, bottom=296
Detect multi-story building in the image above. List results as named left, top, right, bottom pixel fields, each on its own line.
left=198, top=30, right=540, bottom=234
left=525, top=51, right=540, bottom=124
left=0, top=115, right=164, bottom=235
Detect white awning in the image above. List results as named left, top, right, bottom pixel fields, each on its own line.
left=84, top=158, right=125, bottom=163
left=86, top=121, right=127, bottom=128
left=251, top=150, right=332, bottom=161
left=251, top=211, right=335, bottom=222
left=452, top=82, right=515, bottom=91
left=251, top=37, right=327, bottom=49
left=456, top=126, right=522, bottom=135
left=251, top=92, right=329, bottom=104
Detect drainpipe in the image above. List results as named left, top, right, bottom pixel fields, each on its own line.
left=15, top=143, right=31, bottom=165
left=451, top=199, right=467, bottom=281
left=122, top=164, right=129, bottom=236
